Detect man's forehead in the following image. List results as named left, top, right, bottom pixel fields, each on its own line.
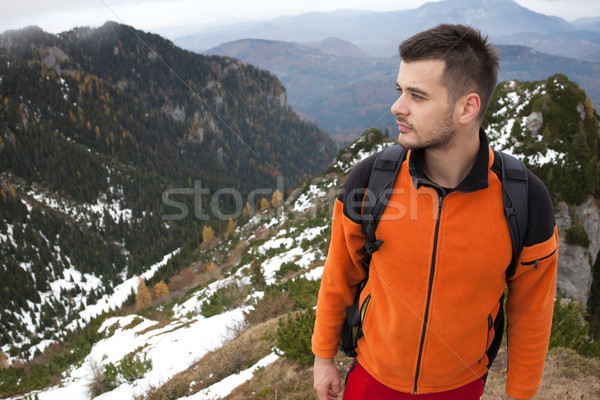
left=397, top=59, right=446, bottom=86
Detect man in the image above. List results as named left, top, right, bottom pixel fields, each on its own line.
left=312, top=24, right=558, bottom=400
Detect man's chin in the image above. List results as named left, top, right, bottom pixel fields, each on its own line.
left=395, top=137, right=422, bottom=151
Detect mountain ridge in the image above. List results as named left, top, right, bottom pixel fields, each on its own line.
left=174, top=0, right=592, bottom=57
left=205, top=38, right=600, bottom=143
left=0, top=21, right=335, bottom=360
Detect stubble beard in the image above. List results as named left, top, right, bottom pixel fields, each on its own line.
left=396, top=108, right=456, bottom=152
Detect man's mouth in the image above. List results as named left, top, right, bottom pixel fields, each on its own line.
left=396, top=120, right=413, bottom=132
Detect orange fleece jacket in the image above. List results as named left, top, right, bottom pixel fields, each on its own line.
left=312, top=134, right=558, bottom=398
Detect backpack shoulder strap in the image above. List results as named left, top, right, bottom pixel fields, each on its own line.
left=497, top=151, right=529, bottom=278
left=339, top=144, right=407, bottom=357
left=361, top=145, right=407, bottom=269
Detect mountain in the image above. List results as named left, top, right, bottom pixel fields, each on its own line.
left=2, top=75, right=599, bottom=398
left=496, top=46, right=600, bottom=102
left=573, top=16, right=600, bottom=33
left=493, top=30, right=600, bottom=63
left=205, top=38, right=398, bottom=141
left=0, top=22, right=335, bottom=361
left=174, top=0, right=577, bottom=57
left=177, top=0, right=600, bottom=143
left=206, top=38, right=600, bottom=143
left=303, top=37, right=374, bottom=58
left=172, top=9, right=375, bottom=53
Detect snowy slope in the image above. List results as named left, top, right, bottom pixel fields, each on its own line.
left=485, top=77, right=569, bottom=166
left=0, top=182, right=142, bottom=361
left=6, top=129, right=392, bottom=400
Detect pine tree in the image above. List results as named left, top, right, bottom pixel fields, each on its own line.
left=207, top=261, right=216, bottom=272
left=271, top=189, right=283, bottom=209
left=227, top=218, right=236, bottom=237
left=153, top=280, right=169, bottom=300
left=202, top=225, right=215, bottom=244
left=135, top=278, right=151, bottom=311
left=260, top=197, right=270, bottom=212
left=585, top=96, right=595, bottom=120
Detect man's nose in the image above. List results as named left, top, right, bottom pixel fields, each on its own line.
left=391, top=94, right=409, bottom=116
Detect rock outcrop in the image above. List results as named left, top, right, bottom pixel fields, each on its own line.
left=555, top=197, right=599, bottom=302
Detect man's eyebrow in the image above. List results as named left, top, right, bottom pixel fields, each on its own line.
left=396, top=82, right=430, bottom=97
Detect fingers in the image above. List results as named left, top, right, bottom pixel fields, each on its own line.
left=314, top=356, right=341, bottom=400
left=315, top=383, right=340, bottom=400
left=316, top=386, right=339, bottom=400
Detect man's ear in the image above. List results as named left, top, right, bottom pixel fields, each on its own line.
left=457, top=93, right=481, bottom=125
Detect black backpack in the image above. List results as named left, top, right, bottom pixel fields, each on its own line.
left=339, top=145, right=529, bottom=357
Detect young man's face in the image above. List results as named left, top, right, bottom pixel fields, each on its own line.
left=391, top=59, right=458, bottom=151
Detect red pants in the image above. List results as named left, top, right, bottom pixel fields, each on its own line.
left=343, top=361, right=485, bottom=400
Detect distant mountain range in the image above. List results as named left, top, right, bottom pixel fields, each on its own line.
left=172, top=0, right=600, bottom=142
left=206, top=38, right=600, bottom=142
left=174, top=0, right=600, bottom=58
left=494, top=30, right=600, bottom=63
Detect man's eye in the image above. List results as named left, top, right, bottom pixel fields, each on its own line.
left=412, top=93, right=424, bottom=100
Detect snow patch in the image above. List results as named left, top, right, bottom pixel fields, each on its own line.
left=292, top=184, right=326, bottom=213
left=182, top=352, right=279, bottom=399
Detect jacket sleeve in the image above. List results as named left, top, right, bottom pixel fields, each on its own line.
left=505, top=171, right=559, bottom=399
left=311, top=155, right=376, bottom=359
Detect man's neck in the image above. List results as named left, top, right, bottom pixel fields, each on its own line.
left=422, top=128, right=481, bottom=189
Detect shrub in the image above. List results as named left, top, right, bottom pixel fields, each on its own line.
left=89, top=354, right=152, bottom=397
left=200, top=282, right=248, bottom=318
left=244, top=290, right=294, bottom=326
left=250, top=262, right=266, bottom=290
left=565, top=223, right=591, bottom=248
left=550, top=294, right=600, bottom=358
left=275, top=261, right=300, bottom=280
left=284, top=277, right=321, bottom=310
left=115, top=353, right=153, bottom=382
left=276, top=309, right=316, bottom=368
left=0, top=314, right=110, bottom=397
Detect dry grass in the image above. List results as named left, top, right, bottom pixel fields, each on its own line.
left=225, top=358, right=315, bottom=399
left=483, top=346, right=600, bottom=400
left=222, top=350, right=353, bottom=399
left=213, top=344, right=600, bottom=400
left=141, top=318, right=280, bottom=400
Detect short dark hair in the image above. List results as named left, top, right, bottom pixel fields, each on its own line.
left=399, top=24, right=500, bottom=121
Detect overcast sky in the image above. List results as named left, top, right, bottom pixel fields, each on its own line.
left=0, top=0, right=598, bottom=38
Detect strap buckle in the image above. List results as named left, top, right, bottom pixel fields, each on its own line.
left=363, top=239, right=383, bottom=255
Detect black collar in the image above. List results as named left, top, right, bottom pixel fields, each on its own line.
left=408, top=128, right=490, bottom=194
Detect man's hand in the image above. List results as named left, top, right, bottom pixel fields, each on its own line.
left=314, top=356, right=341, bottom=400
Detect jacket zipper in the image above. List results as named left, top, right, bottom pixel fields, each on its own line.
left=521, top=249, right=557, bottom=270
left=479, top=314, right=493, bottom=365
left=413, top=193, right=444, bottom=394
